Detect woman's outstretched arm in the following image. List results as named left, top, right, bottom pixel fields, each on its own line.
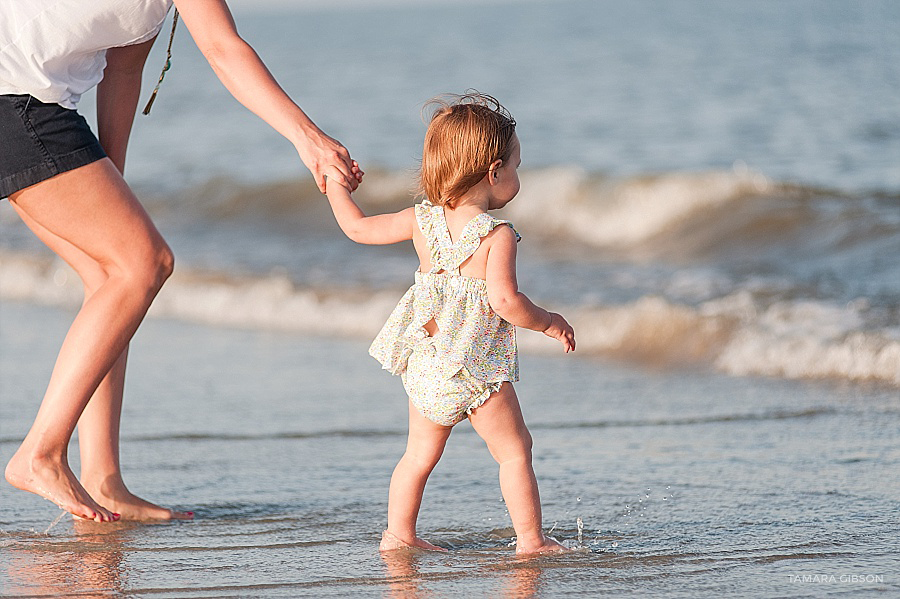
left=174, top=0, right=359, bottom=192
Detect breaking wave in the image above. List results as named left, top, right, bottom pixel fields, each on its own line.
left=136, top=167, right=900, bottom=262
left=2, top=251, right=896, bottom=387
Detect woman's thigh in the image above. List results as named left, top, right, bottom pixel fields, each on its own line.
left=10, top=158, right=170, bottom=276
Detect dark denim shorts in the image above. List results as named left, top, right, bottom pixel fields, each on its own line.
left=0, top=95, right=107, bottom=199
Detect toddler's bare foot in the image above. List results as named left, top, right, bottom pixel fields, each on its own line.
left=379, top=529, right=447, bottom=552
left=5, top=450, right=119, bottom=523
left=515, top=534, right=570, bottom=555
left=81, top=477, right=193, bottom=521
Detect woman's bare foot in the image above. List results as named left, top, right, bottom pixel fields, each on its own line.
left=81, top=476, right=193, bottom=521
left=515, top=534, right=570, bottom=555
left=379, top=529, right=447, bottom=552
left=5, top=451, right=119, bottom=523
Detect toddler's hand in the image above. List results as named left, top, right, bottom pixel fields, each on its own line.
left=296, top=129, right=363, bottom=193
left=543, top=312, right=575, bottom=353
left=324, top=161, right=365, bottom=193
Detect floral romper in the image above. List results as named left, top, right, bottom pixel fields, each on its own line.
left=369, top=200, right=521, bottom=426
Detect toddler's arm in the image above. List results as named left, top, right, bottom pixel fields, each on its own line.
left=485, top=227, right=575, bottom=352
left=324, top=178, right=415, bottom=245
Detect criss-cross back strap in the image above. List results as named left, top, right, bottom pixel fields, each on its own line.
left=415, top=201, right=520, bottom=275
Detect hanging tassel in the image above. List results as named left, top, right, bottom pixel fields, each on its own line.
left=142, top=10, right=179, bottom=115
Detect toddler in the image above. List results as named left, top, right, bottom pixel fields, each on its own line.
left=324, top=92, right=575, bottom=554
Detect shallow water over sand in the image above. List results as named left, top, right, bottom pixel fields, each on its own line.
left=1, top=1, right=898, bottom=594
left=1, top=302, right=897, bottom=597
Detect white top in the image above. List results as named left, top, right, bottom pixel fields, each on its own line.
left=0, top=0, right=174, bottom=109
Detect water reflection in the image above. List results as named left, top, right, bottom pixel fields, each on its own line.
left=498, top=557, right=543, bottom=598
left=381, top=549, right=432, bottom=598
left=380, top=549, right=546, bottom=599
left=4, top=517, right=130, bottom=596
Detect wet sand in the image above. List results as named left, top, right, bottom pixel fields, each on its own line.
left=1, top=301, right=897, bottom=597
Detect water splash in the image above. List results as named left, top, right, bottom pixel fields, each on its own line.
left=44, top=510, right=66, bottom=535
left=576, top=517, right=584, bottom=547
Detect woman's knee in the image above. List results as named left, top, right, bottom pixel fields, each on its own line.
left=81, top=242, right=171, bottom=298
left=154, top=241, right=175, bottom=285
left=116, top=236, right=174, bottom=296
left=145, top=240, right=174, bottom=292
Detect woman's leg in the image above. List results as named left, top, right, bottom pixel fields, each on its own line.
left=381, top=401, right=452, bottom=551
left=468, top=383, right=565, bottom=554
left=76, top=351, right=192, bottom=520
left=4, top=158, right=173, bottom=522
left=11, top=195, right=191, bottom=521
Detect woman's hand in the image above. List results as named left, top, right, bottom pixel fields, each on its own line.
left=295, top=128, right=362, bottom=193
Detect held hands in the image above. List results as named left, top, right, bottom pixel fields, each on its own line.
left=543, top=312, right=576, bottom=353
left=295, top=127, right=363, bottom=193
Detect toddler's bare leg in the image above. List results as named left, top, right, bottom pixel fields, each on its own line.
left=4, top=160, right=173, bottom=522
left=468, top=383, right=566, bottom=554
left=381, top=401, right=451, bottom=551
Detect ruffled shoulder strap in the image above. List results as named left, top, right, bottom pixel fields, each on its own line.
left=440, top=214, right=521, bottom=273
left=415, top=200, right=448, bottom=268
left=478, top=215, right=521, bottom=244
left=416, top=202, right=521, bottom=273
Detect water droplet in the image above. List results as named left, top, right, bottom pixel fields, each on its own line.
left=44, top=510, right=67, bottom=535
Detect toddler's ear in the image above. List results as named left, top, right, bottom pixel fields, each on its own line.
left=487, top=159, right=503, bottom=184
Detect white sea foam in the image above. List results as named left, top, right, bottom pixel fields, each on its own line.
left=150, top=273, right=397, bottom=338
left=3, top=251, right=895, bottom=386
left=712, top=300, right=900, bottom=384
left=504, top=169, right=771, bottom=246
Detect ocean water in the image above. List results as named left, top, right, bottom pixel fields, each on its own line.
left=2, top=0, right=897, bottom=387
left=1, top=302, right=898, bottom=597
left=1, top=0, right=899, bottom=596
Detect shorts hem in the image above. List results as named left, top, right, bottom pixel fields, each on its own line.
left=0, top=145, right=106, bottom=199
